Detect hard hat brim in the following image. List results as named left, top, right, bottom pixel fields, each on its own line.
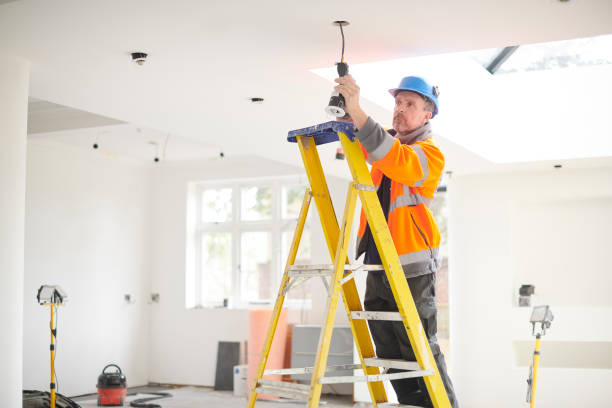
left=388, top=88, right=423, bottom=98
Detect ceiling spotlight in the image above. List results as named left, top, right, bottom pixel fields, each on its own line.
left=131, top=52, right=148, bottom=66
left=249, top=97, right=264, bottom=104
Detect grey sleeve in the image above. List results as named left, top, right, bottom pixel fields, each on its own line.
left=355, top=117, right=396, bottom=161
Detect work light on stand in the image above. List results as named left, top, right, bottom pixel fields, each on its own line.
left=526, top=305, right=554, bottom=408
left=37, top=285, right=68, bottom=408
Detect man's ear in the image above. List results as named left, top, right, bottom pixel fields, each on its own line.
left=423, top=111, right=433, bottom=124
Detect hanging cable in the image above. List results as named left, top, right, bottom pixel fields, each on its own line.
left=163, top=133, right=170, bottom=160
left=339, top=23, right=345, bottom=63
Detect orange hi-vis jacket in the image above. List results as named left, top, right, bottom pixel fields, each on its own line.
left=355, top=118, right=444, bottom=277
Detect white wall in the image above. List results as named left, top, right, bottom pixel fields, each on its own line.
left=449, top=166, right=612, bottom=408
left=23, top=140, right=152, bottom=396
left=148, top=155, right=352, bottom=386
left=0, top=54, right=29, bottom=407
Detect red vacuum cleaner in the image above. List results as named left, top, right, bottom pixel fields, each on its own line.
left=96, top=364, right=127, bottom=406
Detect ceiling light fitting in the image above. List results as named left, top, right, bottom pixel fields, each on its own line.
left=325, top=20, right=350, bottom=118
left=249, top=97, right=264, bottom=103
left=131, top=52, right=148, bottom=66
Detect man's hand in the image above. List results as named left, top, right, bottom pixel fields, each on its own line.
left=335, top=75, right=368, bottom=129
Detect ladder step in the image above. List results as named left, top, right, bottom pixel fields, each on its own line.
left=254, top=386, right=308, bottom=400
left=377, top=404, right=425, bottom=407
left=288, top=263, right=383, bottom=276
left=351, top=311, right=403, bottom=321
left=257, top=379, right=310, bottom=391
left=264, top=360, right=419, bottom=376
left=363, top=358, right=421, bottom=371
left=255, top=379, right=309, bottom=400
left=265, top=363, right=360, bottom=375
left=318, top=369, right=435, bottom=384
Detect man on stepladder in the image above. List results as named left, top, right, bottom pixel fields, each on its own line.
left=334, top=75, right=459, bottom=408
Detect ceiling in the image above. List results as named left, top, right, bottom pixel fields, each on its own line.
left=2, top=0, right=612, bottom=175
left=28, top=99, right=124, bottom=134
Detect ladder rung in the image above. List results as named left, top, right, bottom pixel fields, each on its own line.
left=265, top=363, right=360, bottom=375
left=255, top=379, right=310, bottom=399
left=364, top=358, right=421, bottom=371
left=378, top=404, right=424, bottom=407
left=318, top=369, right=435, bottom=384
left=288, top=264, right=383, bottom=273
left=254, top=385, right=308, bottom=400
left=287, top=270, right=331, bottom=278
left=351, top=311, right=403, bottom=321
left=257, top=379, right=310, bottom=391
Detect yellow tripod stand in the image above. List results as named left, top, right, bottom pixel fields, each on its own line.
left=41, top=302, right=60, bottom=408
left=247, top=121, right=451, bottom=407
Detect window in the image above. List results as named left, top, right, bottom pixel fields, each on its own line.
left=430, top=185, right=450, bottom=357
left=187, top=177, right=311, bottom=309
left=469, top=34, right=612, bottom=74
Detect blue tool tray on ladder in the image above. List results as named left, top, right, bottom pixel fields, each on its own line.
left=287, top=121, right=356, bottom=145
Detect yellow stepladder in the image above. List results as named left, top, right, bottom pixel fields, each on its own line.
left=247, top=121, right=451, bottom=408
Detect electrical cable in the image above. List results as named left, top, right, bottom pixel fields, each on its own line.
left=163, top=133, right=170, bottom=160
left=339, top=23, right=345, bottom=63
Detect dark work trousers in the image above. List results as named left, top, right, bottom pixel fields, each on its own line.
left=364, top=271, right=459, bottom=408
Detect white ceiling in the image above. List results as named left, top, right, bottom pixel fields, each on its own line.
left=28, top=99, right=125, bottom=134
left=28, top=123, right=222, bottom=163
left=2, top=0, right=612, bottom=175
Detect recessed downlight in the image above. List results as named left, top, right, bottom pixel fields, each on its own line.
left=131, top=52, right=148, bottom=66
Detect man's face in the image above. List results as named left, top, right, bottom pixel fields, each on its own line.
left=392, top=91, right=433, bottom=135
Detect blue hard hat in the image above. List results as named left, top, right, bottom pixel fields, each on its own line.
left=389, top=76, right=439, bottom=117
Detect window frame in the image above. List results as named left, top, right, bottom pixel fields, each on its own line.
left=189, top=176, right=310, bottom=309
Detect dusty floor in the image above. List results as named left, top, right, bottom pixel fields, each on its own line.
left=72, top=385, right=361, bottom=408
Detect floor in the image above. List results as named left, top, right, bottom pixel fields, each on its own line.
left=73, top=385, right=360, bottom=408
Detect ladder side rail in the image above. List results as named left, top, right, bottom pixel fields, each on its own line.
left=297, top=136, right=387, bottom=405
left=297, top=136, right=340, bottom=258
left=247, top=189, right=313, bottom=408
left=338, top=131, right=451, bottom=408
left=337, top=266, right=389, bottom=404
left=306, top=183, right=359, bottom=408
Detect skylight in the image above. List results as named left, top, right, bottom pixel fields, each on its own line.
left=470, top=34, right=612, bottom=74
left=311, top=34, right=612, bottom=165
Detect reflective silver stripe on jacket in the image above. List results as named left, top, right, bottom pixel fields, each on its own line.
left=369, top=133, right=395, bottom=162
left=389, top=189, right=432, bottom=212
left=412, top=144, right=429, bottom=187
left=399, top=246, right=439, bottom=265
